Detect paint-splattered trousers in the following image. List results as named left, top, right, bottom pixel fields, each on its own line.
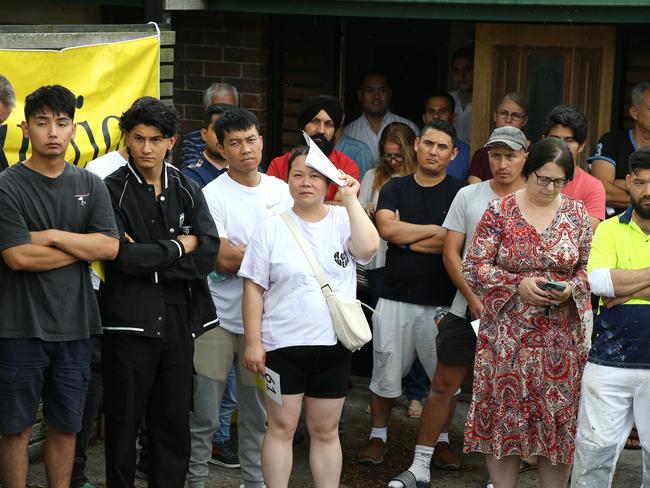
left=572, top=362, right=650, bottom=487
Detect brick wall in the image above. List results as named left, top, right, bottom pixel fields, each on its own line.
left=171, top=10, right=269, bottom=163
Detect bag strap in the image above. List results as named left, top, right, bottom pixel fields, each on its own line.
left=280, top=211, right=332, bottom=293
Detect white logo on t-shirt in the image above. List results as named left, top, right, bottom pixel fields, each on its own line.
left=74, top=193, right=90, bottom=206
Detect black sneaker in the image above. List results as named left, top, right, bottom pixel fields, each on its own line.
left=209, top=441, right=240, bottom=469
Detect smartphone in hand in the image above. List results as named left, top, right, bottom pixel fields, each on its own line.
left=538, top=280, right=566, bottom=292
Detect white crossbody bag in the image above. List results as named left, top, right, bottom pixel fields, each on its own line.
left=281, top=212, right=372, bottom=352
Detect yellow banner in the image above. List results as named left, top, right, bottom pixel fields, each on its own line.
left=0, top=35, right=159, bottom=167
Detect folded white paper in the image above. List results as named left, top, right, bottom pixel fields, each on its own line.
left=302, top=130, right=346, bottom=187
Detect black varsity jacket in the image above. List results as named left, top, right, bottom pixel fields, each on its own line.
left=98, top=160, right=220, bottom=338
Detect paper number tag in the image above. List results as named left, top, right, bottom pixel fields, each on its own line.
left=255, top=367, right=282, bottom=405
left=471, top=319, right=480, bottom=337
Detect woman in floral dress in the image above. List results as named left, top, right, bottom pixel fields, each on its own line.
left=461, top=137, right=592, bottom=488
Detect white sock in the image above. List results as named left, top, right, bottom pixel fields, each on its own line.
left=437, top=432, right=449, bottom=444
left=370, top=426, right=387, bottom=443
left=387, top=444, right=433, bottom=486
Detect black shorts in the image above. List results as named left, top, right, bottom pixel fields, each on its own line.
left=265, top=342, right=352, bottom=398
left=436, top=313, right=477, bottom=366
left=0, top=338, right=92, bottom=435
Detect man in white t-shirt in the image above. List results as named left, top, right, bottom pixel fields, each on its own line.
left=188, top=109, right=292, bottom=488
left=387, top=126, right=527, bottom=488
left=84, top=146, right=128, bottom=180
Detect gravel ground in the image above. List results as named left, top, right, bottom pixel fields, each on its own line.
left=26, top=377, right=643, bottom=488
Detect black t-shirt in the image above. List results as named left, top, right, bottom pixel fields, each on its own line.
left=377, top=174, right=466, bottom=306
left=0, top=163, right=118, bottom=340
left=587, top=129, right=637, bottom=181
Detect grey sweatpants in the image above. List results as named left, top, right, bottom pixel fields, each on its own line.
left=187, top=326, right=267, bottom=488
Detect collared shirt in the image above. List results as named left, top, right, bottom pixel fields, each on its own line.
left=343, top=111, right=419, bottom=162
left=447, top=139, right=471, bottom=182
left=450, top=90, right=472, bottom=145
left=587, top=207, right=650, bottom=368
left=336, top=135, right=375, bottom=179
left=181, top=129, right=204, bottom=168
left=181, top=152, right=227, bottom=188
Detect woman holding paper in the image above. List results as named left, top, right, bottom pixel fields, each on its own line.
left=239, top=145, right=378, bottom=487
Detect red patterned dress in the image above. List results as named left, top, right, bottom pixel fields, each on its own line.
left=461, top=193, right=592, bottom=464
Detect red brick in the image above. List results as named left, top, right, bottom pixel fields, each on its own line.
left=176, top=29, right=205, bottom=45
left=183, top=46, right=223, bottom=62
left=204, top=62, right=242, bottom=78
left=242, top=31, right=265, bottom=48
left=242, top=63, right=263, bottom=80
left=180, top=120, right=199, bottom=134
left=173, top=11, right=227, bottom=30
left=186, top=76, right=222, bottom=91
left=174, top=89, right=203, bottom=106
left=184, top=104, right=205, bottom=121
left=175, top=60, right=203, bottom=76
left=207, top=31, right=242, bottom=48
left=224, top=47, right=263, bottom=64
left=223, top=77, right=264, bottom=93
left=241, top=94, right=265, bottom=110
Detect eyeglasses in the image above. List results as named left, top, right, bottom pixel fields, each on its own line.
left=495, top=110, right=527, bottom=122
left=383, top=153, right=404, bottom=162
left=533, top=171, right=567, bottom=189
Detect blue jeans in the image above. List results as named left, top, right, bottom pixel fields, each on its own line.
left=213, top=366, right=237, bottom=445
left=405, top=357, right=430, bottom=402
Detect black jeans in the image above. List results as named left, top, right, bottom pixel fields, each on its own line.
left=102, top=305, right=193, bottom=488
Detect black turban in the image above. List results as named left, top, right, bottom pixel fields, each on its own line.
left=297, top=95, right=344, bottom=132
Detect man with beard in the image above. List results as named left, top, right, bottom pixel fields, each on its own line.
left=344, top=73, right=418, bottom=162
left=267, top=95, right=360, bottom=202
left=572, top=146, right=650, bottom=487
left=359, top=119, right=466, bottom=467
left=182, top=104, right=230, bottom=187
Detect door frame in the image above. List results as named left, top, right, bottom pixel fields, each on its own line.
left=472, top=23, right=616, bottom=154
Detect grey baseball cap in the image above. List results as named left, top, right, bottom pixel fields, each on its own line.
left=484, top=126, right=527, bottom=151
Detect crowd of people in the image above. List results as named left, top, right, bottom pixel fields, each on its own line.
left=0, top=42, right=648, bottom=488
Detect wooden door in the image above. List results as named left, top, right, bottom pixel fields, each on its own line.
left=472, top=23, right=616, bottom=163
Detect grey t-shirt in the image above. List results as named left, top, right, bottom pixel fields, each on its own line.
left=0, top=162, right=118, bottom=340
left=442, top=180, right=499, bottom=319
